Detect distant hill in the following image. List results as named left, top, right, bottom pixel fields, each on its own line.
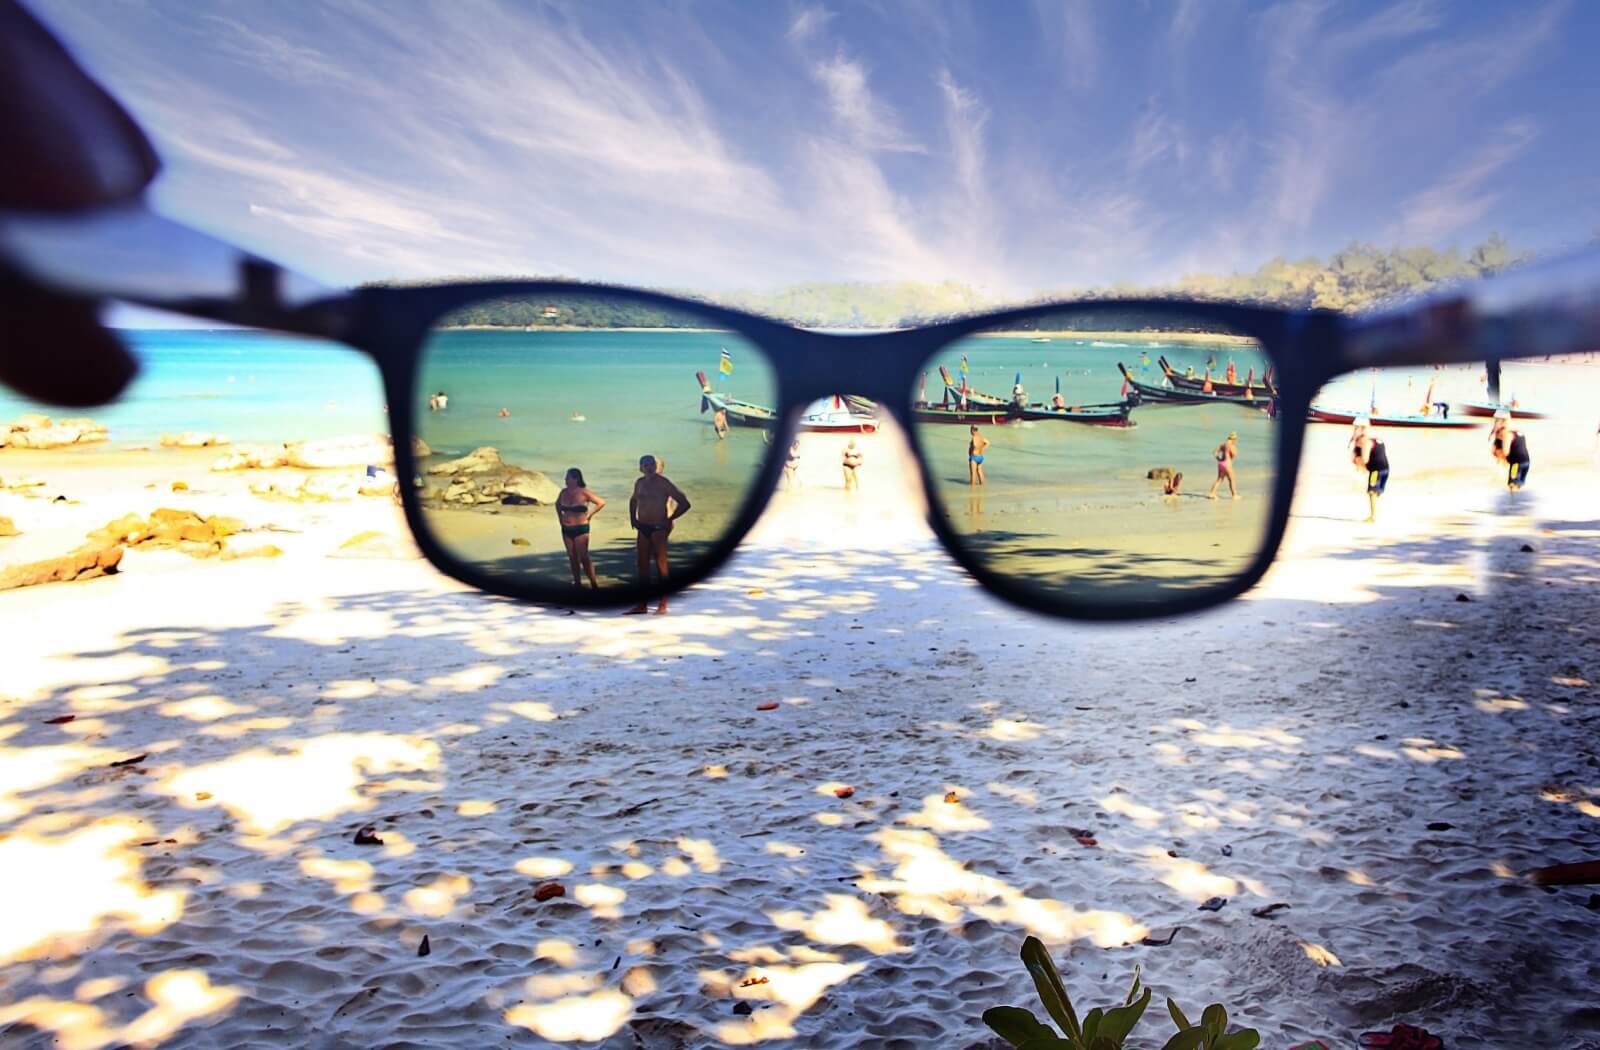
left=370, top=234, right=1525, bottom=330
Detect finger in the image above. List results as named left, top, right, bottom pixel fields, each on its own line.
left=0, top=281, right=137, bottom=406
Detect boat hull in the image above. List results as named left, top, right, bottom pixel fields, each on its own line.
left=1117, top=364, right=1272, bottom=409
left=1451, top=400, right=1549, bottom=420
left=1157, top=356, right=1275, bottom=398
left=912, top=402, right=1134, bottom=427
left=1308, top=406, right=1480, bottom=428
left=696, top=371, right=776, bottom=428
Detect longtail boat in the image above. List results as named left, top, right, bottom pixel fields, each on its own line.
left=1013, top=401, right=1135, bottom=427
left=911, top=403, right=1016, bottom=425
left=799, top=395, right=878, bottom=433
left=1158, top=356, right=1276, bottom=397
left=696, top=371, right=776, bottom=429
left=1307, top=405, right=1480, bottom=428
left=1116, top=363, right=1272, bottom=409
left=1450, top=399, right=1549, bottom=420
left=936, top=365, right=1009, bottom=407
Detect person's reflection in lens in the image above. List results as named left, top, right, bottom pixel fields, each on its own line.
left=628, top=455, right=691, bottom=615
left=556, top=468, right=604, bottom=589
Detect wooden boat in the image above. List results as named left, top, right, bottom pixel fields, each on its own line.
left=1451, top=399, right=1549, bottom=420
left=696, top=371, right=775, bottom=429
left=799, top=396, right=878, bottom=433
left=1013, top=401, right=1135, bottom=427
left=935, top=365, right=1010, bottom=407
left=1158, top=356, right=1276, bottom=397
left=1307, top=405, right=1480, bottom=428
left=911, top=403, right=1016, bottom=425
left=1116, top=363, right=1272, bottom=408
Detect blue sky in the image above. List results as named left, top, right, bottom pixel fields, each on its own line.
left=31, top=0, right=1600, bottom=295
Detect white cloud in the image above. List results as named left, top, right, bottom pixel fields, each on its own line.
left=788, top=4, right=835, bottom=42
left=1391, top=121, right=1539, bottom=243
left=811, top=53, right=924, bottom=153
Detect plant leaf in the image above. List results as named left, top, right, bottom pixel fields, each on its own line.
left=1021, top=937, right=1084, bottom=1043
left=1019, top=1036, right=1072, bottom=1050
left=1213, top=1030, right=1261, bottom=1050
left=1159, top=1028, right=1210, bottom=1050
left=1168, top=998, right=1193, bottom=1031
left=1082, top=1007, right=1103, bottom=1043
left=983, top=1006, right=1055, bottom=1047
left=1098, top=986, right=1152, bottom=1046
left=1201, top=1004, right=1227, bottom=1037
left=1125, top=963, right=1143, bottom=1007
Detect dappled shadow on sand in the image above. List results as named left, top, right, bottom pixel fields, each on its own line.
left=1, top=520, right=1598, bottom=1047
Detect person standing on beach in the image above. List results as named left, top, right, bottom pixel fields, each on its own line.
left=1350, top=417, right=1389, bottom=522
left=968, top=425, right=989, bottom=486
left=628, top=455, right=690, bottom=614
left=712, top=407, right=728, bottom=439
left=556, top=468, right=605, bottom=589
left=842, top=439, right=863, bottom=491
left=1490, top=410, right=1532, bottom=490
left=782, top=439, right=801, bottom=490
left=1207, top=431, right=1240, bottom=499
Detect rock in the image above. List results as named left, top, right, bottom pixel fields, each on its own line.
left=221, top=543, right=284, bottom=561
left=86, top=509, right=243, bottom=556
left=330, top=530, right=418, bottom=560
left=1146, top=467, right=1176, bottom=481
left=283, top=434, right=390, bottom=469
left=211, top=445, right=287, bottom=471
left=417, top=935, right=431, bottom=957
left=14, top=413, right=51, bottom=430
left=1140, top=926, right=1184, bottom=946
left=533, top=882, right=565, bottom=902
left=756, top=702, right=780, bottom=711
left=1426, top=821, right=1453, bottom=831
left=249, top=475, right=358, bottom=502
left=0, top=543, right=122, bottom=591
left=0, top=516, right=17, bottom=537
left=732, top=1002, right=753, bottom=1016
left=422, top=447, right=560, bottom=507
left=353, top=825, right=383, bottom=846
left=943, top=791, right=960, bottom=804
left=412, top=437, right=432, bottom=458
left=171, top=481, right=189, bottom=491
left=510, top=537, right=530, bottom=547
left=160, top=431, right=228, bottom=448
left=1251, top=902, right=1292, bottom=919
left=1198, top=896, right=1228, bottom=912
left=1520, top=543, right=1534, bottom=553
left=834, top=786, right=855, bottom=799
left=1455, top=593, right=1473, bottom=602
left=9, top=423, right=107, bottom=448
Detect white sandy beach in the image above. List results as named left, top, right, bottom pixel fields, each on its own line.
left=2, top=414, right=1599, bottom=1048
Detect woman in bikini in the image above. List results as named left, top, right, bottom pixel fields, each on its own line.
left=1207, top=431, right=1239, bottom=499
left=556, top=467, right=605, bottom=589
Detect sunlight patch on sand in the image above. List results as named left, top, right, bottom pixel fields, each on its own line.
left=516, top=856, right=574, bottom=878
left=768, top=894, right=907, bottom=954
left=707, top=962, right=865, bottom=1044
left=457, top=799, right=497, bottom=816
left=157, top=695, right=253, bottom=721
left=1102, top=793, right=1163, bottom=827
left=981, top=718, right=1045, bottom=742
left=1299, top=942, right=1342, bottom=967
left=677, top=837, right=723, bottom=874
left=574, top=883, right=626, bottom=919
left=536, top=939, right=580, bottom=967
left=1140, top=847, right=1239, bottom=902
left=505, top=987, right=632, bottom=1042
left=0, top=817, right=185, bottom=965
left=404, top=873, right=471, bottom=918
left=902, top=790, right=990, bottom=833
left=0, top=743, right=113, bottom=822
left=157, top=732, right=440, bottom=835
left=506, top=701, right=559, bottom=722
left=0, top=969, right=239, bottom=1050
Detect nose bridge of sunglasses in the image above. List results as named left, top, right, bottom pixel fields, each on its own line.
left=752, top=409, right=932, bottom=547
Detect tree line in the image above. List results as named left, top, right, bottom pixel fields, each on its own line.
left=371, top=234, right=1525, bottom=330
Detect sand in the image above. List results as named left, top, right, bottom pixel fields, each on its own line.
left=1, top=417, right=1599, bottom=1049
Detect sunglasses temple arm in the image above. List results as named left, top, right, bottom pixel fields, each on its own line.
left=1340, top=247, right=1600, bottom=394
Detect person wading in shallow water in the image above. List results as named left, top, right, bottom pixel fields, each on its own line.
left=1349, top=417, right=1389, bottom=523
left=1207, top=431, right=1240, bottom=499
left=712, top=406, right=728, bottom=439
left=628, top=455, right=690, bottom=614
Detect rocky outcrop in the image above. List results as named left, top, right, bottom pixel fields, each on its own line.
left=248, top=473, right=393, bottom=502
left=412, top=437, right=432, bottom=458
left=160, top=432, right=228, bottom=449
left=211, top=445, right=287, bottom=471
left=88, top=508, right=245, bottom=558
left=3, top=415, right=109, bottom=449
left=283, top=435, right=390, bottom=470
left=0, top=544, right=122, bottom=590
left=0, top=516, right=17, bottom=537
left=424, top=447, right=560, bottom=506
left=330, top=530, right=419, bottom=560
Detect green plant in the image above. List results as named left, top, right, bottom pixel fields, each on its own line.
left=982, top=936, right=1151, bottom=1049
left=1158, top=999, right=1260, bottom=1050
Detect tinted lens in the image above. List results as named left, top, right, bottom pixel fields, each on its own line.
left=413, top=292, right=777, bottom=598
left=912, top=308, right=1278, bottom=612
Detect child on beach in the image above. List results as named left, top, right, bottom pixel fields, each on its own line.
left=1164, top=471, right=1184, bottom=497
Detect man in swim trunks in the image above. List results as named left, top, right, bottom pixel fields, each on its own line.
left=968, top=425, right=988, bottom=486
left=629, top=454, right=691, bottom=613
left=1206, top=431, right=1239, bottom=499
left=1350, top=417, right=1389, bottom=522
left=713, top=407, right=728, bottom=439
left=841, top=440, right=863, bottom=491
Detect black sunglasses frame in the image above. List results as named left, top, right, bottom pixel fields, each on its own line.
left=4, top=205, right=1597, bottom=621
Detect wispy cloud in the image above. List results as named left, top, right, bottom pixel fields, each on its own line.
left=1392, top=120, right=1539, bottom=243
left=787, top=4, right=835, bottom=43
left=811, top=53, right=924, bottom=153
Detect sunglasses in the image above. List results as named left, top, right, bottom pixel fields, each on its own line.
left=3, top=204, right=1597, bottom=620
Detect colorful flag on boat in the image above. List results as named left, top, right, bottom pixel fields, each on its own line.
left=1120, top=376, right=1129, bottom=398
left=959, top=354, right=969, bottom=378
left=1369, top=369, right=1378, bottom=413
left=1054, top=375, right=1061, bottom=394
left=1140, top=352, right=1150, bottom=372
left=719, top=348, right=733, bottom=378
left=920, top=371, right=928, bottom=402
